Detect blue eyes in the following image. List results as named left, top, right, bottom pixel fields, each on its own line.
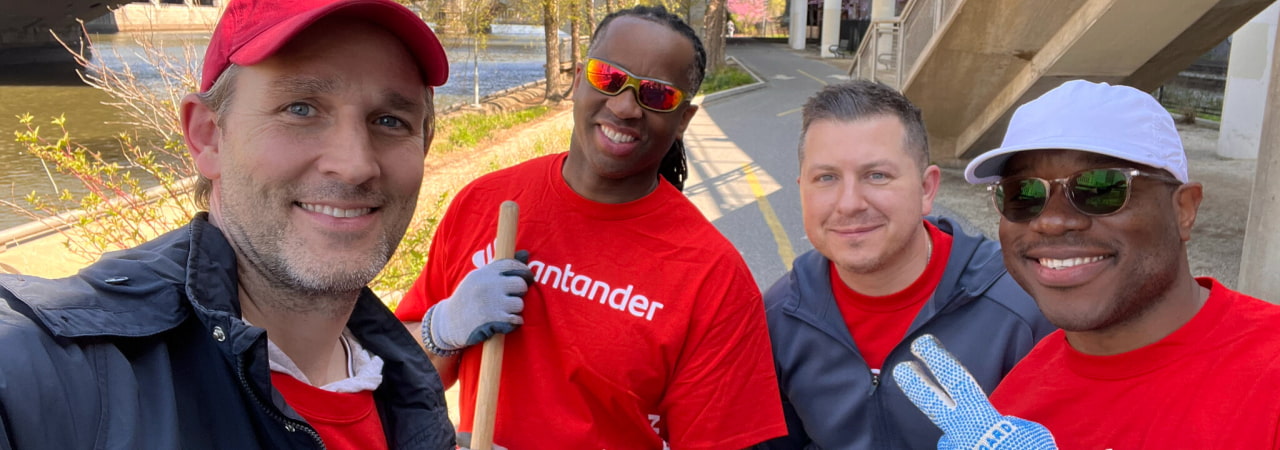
left=375, top=116, right=405, bottom=129
left=286, top=103, right=314, bottom=117
left=812, top=172, right=892, bottom=184
left=284, top=103, right=408, bottom=130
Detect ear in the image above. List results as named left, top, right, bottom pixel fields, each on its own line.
left=1173, top=182, right=1204, bottom=242
left=673, top=103, right=699, bottom=141
left=571, top=62, right=583, bottom=95
left=920, top=164, right=942, bottom=216
left=423, top=89, right=437, bottom=154
left=180, top=93, right=223, bottom=182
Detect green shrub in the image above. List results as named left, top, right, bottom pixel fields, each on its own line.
left=5, top=32, right=201, bottom=261
left=372, top=190, right=450, bottom=309
left=701, top=65, right=756, bottom=95
left=435, top=105, right=552, bottom=154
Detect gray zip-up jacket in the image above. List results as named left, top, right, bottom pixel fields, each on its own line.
left=758, top=217, right=1054, bottom=449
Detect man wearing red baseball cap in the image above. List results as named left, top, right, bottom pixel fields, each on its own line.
left=0, top=0, right=454, bottom=448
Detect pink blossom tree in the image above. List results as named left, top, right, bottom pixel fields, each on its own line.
left=728, top=0, right=768, bottom=34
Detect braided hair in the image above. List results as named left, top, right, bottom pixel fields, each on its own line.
left=591, top=5, right=706, bottom=191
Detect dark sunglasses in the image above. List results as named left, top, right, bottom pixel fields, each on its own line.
left=584, top=58, right=688, bottom=113
left=990, top=167, right=1182, bottom=222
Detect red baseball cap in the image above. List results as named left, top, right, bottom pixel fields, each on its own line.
left=200, top=0, right=449, bottom=92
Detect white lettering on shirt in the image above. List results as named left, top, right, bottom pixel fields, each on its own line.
left=473, top=246, right=664, bottom=322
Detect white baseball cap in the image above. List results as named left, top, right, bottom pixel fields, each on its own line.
left=964, top=80, right=1189, bottom=184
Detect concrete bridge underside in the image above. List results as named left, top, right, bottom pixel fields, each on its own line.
left=906, top=0, right=1277, bottom=160
left=1, top=0, right=132, bottom=65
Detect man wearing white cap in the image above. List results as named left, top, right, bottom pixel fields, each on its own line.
left=0, top=0, right=455, bottom=448
left=891, top=80, right=1280, bottom=449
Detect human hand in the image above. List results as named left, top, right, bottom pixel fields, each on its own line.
left=424, top=251, right=533, bottom=352
left=892, top=335, right=1057, bottom=450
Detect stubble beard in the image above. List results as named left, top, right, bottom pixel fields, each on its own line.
left=831, top=221, right=916, bottom=276
left=1045, top=241, right=1182, bottom=334
left=217, top=176, right=399, bottom=316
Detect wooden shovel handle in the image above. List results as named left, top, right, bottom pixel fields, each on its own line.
left=472, top=200, right=518, bottom=450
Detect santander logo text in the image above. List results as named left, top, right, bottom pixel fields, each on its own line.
left=473, top=245, right=665, bottom=321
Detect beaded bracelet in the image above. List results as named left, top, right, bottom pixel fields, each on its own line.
left=422, top=305, right=460, bottom=357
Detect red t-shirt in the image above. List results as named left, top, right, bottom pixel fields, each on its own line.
left=395, top=153, right=786, bottom=449
left=271, top=373, right=387, bottom=450
left=990, top=278, right=1280, bottom=449
left=830, top=220, right=952, bottom=372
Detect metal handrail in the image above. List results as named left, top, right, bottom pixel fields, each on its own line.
left=848, top=20, right=900, bottom=85
left=849, top=19, right=896, bottom=73
left=846, top=0, right=959, bottom=90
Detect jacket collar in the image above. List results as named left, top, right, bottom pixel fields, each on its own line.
left=0, top=213, right=258, bottom=340
left=0, top=217, right=214, bottom=338
left=781, top=216, right=1008, bottom=348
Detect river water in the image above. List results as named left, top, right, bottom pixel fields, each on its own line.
left=0, top=28, right=551, bottom=230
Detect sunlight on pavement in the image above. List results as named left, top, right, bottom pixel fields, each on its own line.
left=683, top=110, right=794, bottom=269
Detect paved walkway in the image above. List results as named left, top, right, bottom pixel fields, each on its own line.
left=685, top=41, right=852, bottom=289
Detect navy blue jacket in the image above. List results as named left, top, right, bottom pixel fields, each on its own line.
left=0, top=214, right=454, bottom=449
left=758, top=217, right=1054, bottom=449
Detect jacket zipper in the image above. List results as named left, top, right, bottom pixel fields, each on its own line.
left=236, top=354, right=327, bottom=449
left=185, top=223, right=326, bottom=448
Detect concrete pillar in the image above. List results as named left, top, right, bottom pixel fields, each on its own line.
left=1239, top=9, right=1280, bottom=302
left=789, top=0, right=806, bottom=50
left=866, top=0, right=895, bottom=69
left=0, top=22, right=86, bottom=67
left=871, top=0, right=894, bottom=19
left=819, top=0, right=841, bottom=57
left=1218, top=3, right=1280, bottom=159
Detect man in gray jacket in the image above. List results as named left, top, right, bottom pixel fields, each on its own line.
left=759, top=81, right=1054, bottom=449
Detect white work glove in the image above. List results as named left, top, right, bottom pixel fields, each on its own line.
left=892, top=335, right=1058, bottom=450
left=456, top=432, right=509, bottom=450
left=424, top=252, right=532, bottom=353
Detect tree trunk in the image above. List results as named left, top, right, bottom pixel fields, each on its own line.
left=703, top=0, right=727, bottom=75
left=585, top=0, right=595, bottom=40
left=570, top=2, right=582, bottom=71
left=543, top=0, right=564, bottom=100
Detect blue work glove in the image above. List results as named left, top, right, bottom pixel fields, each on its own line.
left=892, top=335, right=1058, bottom=450
left=425, top=251, right=533, bottom=351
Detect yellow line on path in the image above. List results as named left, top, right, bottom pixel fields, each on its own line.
left=743, top=164, right=795, bottom=271
left=797, top=70, right=828, bottom=85
left=776, top=107, right=801, bottom=117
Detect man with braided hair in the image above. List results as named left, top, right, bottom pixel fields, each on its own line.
left=395, top=5, right=786, bottom=448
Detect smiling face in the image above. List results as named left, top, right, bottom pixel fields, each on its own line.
left=998, top=150, right=1192, bottom=333
left=564, top=16, right=699, bottom=203
left=800, top=115, right=939, bottom=280
left=187, top=18, right=430, bottom=298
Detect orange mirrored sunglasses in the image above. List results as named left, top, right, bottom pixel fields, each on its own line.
left=584, top=58, right=688, bottom=112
